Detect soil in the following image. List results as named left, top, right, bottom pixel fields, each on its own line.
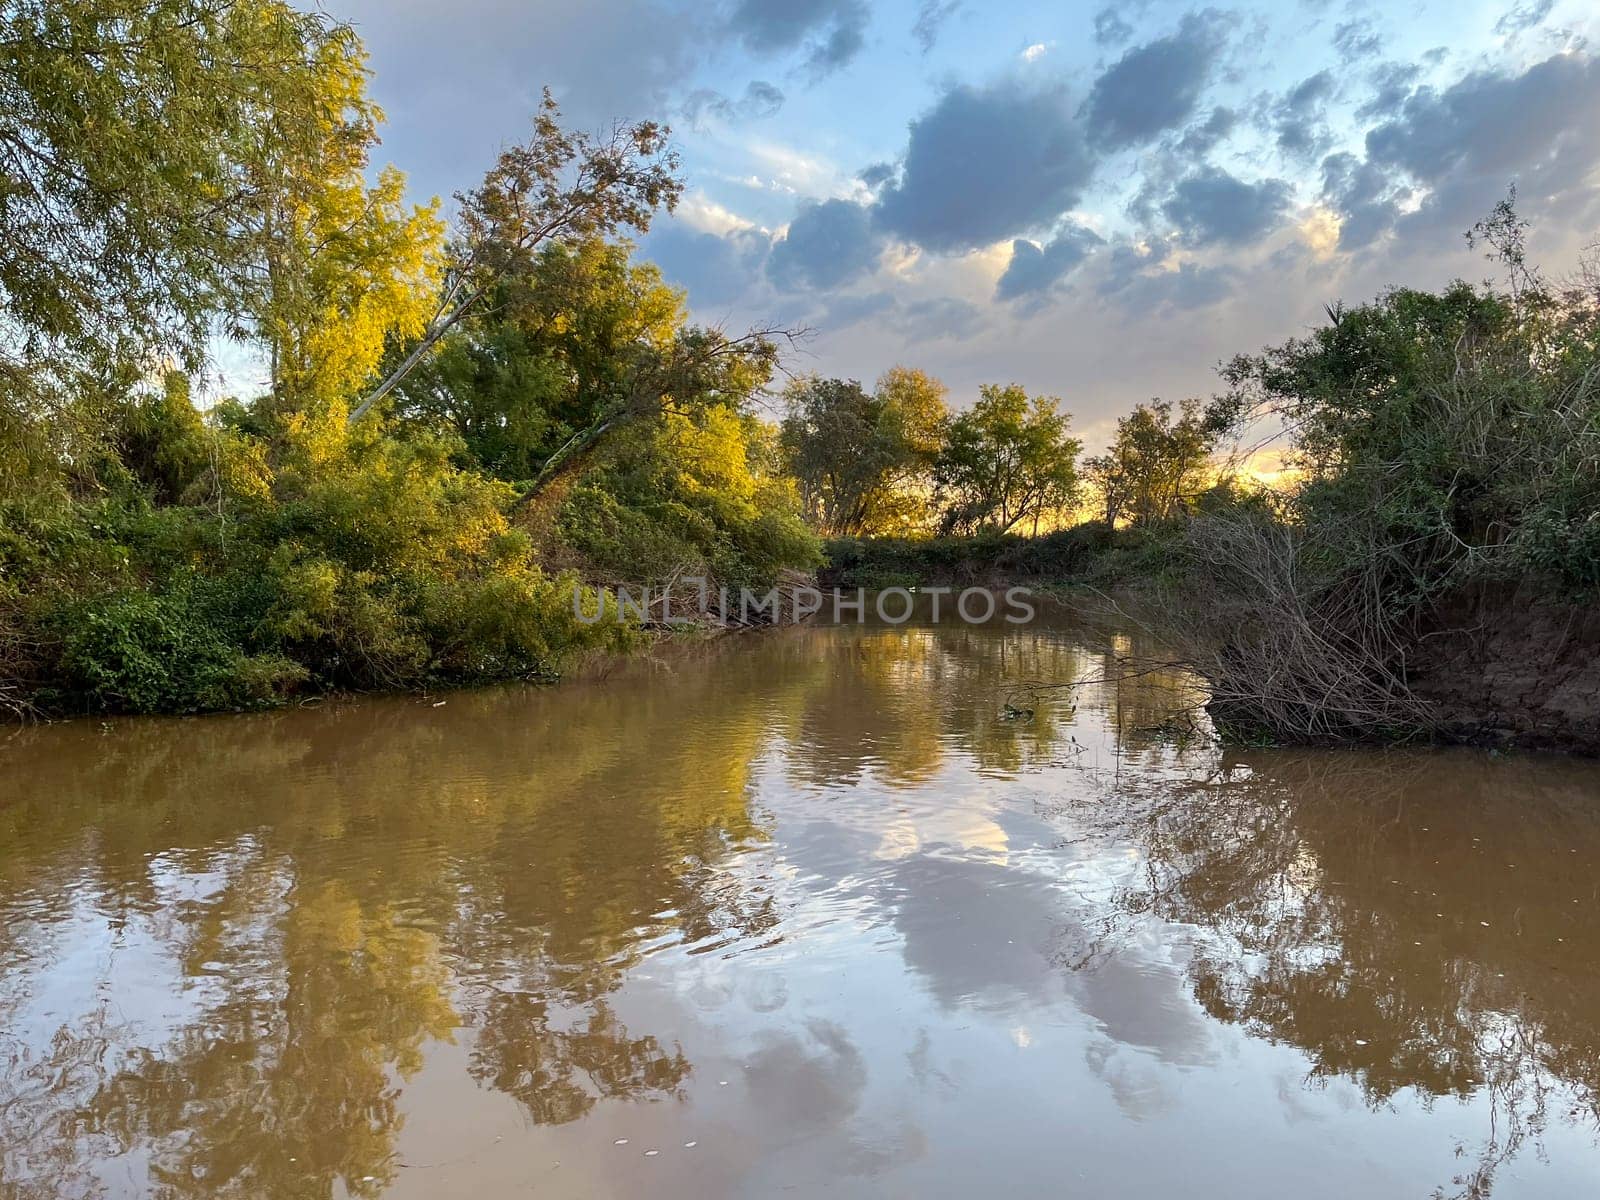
left=1410, top=579, right=1600, bottom=755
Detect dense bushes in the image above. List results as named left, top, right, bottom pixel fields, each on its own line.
left=1171, top=224, right=1600, bottom=743
left=0, top=406, right=652, bottom=715
left=821, top=522, right=1172, bottom=589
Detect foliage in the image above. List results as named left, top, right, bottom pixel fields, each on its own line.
left=780, top=369, right=949, bottom=536
left=349, top=89, right=683, bottom=422
left=391, top=239, right=683, bottom=481
left=822, top=522, right=1165, bottom=589
left=0, top=0, right=369, bottom=370
left=933, top=384, right=1080, bottom=535
left=559, top=407, right=820, bottom=588
left=1082, top=398, right=1216, bottom=527
left=1178, top=201, right=1600, bottom=742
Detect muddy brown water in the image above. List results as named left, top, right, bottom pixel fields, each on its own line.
left=2, top=603, right=1599, bottom=1199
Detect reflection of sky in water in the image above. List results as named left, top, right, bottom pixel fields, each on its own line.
left=2, top=613, right=1599, bottom=1198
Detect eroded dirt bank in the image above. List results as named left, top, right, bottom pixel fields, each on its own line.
left=1411, top=580, right=1600, bottom=755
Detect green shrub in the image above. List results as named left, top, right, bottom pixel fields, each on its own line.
left=58, top=578, right=304, bottom=714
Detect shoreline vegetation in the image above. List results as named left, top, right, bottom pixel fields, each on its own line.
left=4, top=6, right=1599, bottom=753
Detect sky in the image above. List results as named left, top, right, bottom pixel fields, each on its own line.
left=326, top=0, right=1600, bottom=450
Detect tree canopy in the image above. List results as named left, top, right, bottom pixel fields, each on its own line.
left=933, top=384, right=1080, bottom=535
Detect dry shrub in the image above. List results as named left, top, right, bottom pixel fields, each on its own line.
left=1166, top=509, right=1436, bottom=743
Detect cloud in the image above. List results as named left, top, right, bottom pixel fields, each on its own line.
left=891, top=296, right=984, bottom=342
left=1101, top=252, right=1237, bottom=313
left=1320, top=151, right=1401, bottom=250
left=995, top=223, right=1104, bottom=302
left=681, top=80, right=786, bottom=127
left=873, top=80, right=1093, bottom=252
left=1176, top=106, right=1236, bottom=158
left=729, top=0, right=869, bottom=79
left=1333, top=19, right=1381, bottom=64
left=1162, top=167, right=1293, bottom=246
left=911, top=0, right=960, bottom=53
left=1355, top=62, right=1422, bottom=122
left=768, top=198, right=885, bottom=290
left=858, top=161, right=895, bottom=189
left=1274, top=69, right=1335, bottom=160
left=1092, top=6, right=1133, bottom=46
left=742, top=80, right=786, bottom=117
left=1494, top=0, right=1554, bottom=37
left=1358, top=52, right=1600, bottom=245
left=335, top=0, right=708, bottom=205
left=1083, top=11, right=1229, bottom=150
left=645, top=222, right=770, bottom=308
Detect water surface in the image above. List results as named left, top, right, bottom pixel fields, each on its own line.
left=3, top=605, right=1598, bottom=1198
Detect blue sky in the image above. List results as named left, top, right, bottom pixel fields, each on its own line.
left=332, top=0, right=1600, bottom=448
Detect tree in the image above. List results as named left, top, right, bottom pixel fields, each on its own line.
left=0, top=0, right=393, bottom=499
left=346, top=90, right=682, bottom=424
left=779, top=368, right=949, bottom=535
left=389, top=239, right=683, bottom=481
left=0, top=0, right=367, bottom=367
left=933, top=384, right=1079, bottom=535
left=1083, top=398, right=1213, bottom=527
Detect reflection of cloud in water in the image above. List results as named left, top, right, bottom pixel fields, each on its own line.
left=888, top=853, right=1068, bottom=1012
left=1074, top=954, right=1214, bottom=1067
left=886, top=848, right=1215, bottom=1090
left=744, top=1019, right=867, bottom=1131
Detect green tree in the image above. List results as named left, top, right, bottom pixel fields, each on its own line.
left=0, top=0, right=372, bottom=366
left=347, top=90, right=682, bottom=424
left=389, top=239, right=683, bottom=481
left=0, top=0, right=393, bottom=498
left=1083, top=398, right=1214, bottom=527
left=780, top=368, right=949, bottom=535
left=933, top=384, right=1080, bottom=535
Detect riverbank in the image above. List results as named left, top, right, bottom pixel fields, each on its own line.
left=821, top=533, right=1600, bottom=757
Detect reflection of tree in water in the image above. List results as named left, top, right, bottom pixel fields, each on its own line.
left=1106, top=750, right=1600, bottom=1199
left=0, top=608, right=1197, bottom=1200
left=469, top=995, right=689, bottom=1125
left=771, top=616, right=1138, bottom=785
left=0, top=657, right=790, bottom=1199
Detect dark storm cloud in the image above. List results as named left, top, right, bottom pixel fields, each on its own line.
left=1274, top=69, right=1335, bottom=159
left=873, top=80, right=1094, bottom=252
left=1353, top=52, right=1600, bottom=247
left=728, top=0, right=869, bottom=79
left=644, top=223, right=770, bottom=308
left=1083, top=10, right=1230, bottom=150
left=1162, top=167, right=1292, bottom=246
left=995, top=223, right=1104, bottom=302
left=768, top=198, right=885, bottom=290
left=681, top=80, right=786, bottom=128
left=912, top=0, right=961, bottom=53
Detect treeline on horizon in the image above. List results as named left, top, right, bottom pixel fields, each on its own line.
left=4, top=2, right=1599, bottom=739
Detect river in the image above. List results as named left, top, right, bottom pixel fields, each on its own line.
left=2, top=601, right=1598, bottom=1198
